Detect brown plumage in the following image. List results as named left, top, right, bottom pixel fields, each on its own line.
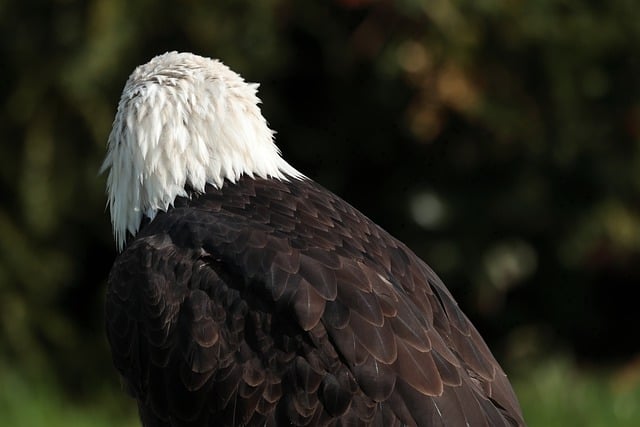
left=106, top=176, right=526, bottom=426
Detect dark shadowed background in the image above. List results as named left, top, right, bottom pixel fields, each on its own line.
left=1, top=0, right=640, bottom=425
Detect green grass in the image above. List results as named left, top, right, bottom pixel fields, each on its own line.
left=514, top=357, right=640, bottom=426
left=2, top=357, right=640, bottom=426
left=0, top=368, right=138, bottom=427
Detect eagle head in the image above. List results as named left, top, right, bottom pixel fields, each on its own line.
left=101, top=52, right=301, bottom=250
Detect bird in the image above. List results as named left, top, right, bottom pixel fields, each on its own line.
left=102, top=51, right=526, bottom=427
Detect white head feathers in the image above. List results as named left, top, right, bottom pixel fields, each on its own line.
left=101, top=51, right=303, bottom=250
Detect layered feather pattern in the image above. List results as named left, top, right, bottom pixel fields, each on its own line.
left=106, top=176, right=525, bottom=426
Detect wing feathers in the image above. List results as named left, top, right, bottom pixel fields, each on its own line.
left=107, top=177, right=525, bottom=426
left=291, top=279, right=326, bottom=331
left=349, top=310, right=397, bottom=364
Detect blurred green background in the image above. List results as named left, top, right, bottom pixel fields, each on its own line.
left=2, top=0, right=640, bottom=425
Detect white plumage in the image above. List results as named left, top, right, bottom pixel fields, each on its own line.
left=101, top=52, right=302, bottom=250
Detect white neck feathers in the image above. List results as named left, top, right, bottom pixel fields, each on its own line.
left=101, top=52, right=302, bottom=250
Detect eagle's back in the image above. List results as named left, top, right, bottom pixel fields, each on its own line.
left=106, top=176, right=524, bottom=427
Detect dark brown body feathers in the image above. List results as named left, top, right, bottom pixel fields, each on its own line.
left=106, top=176, right=525, bottom=426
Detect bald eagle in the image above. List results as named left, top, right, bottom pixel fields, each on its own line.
left=102, top=52, right=525, bottom=427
